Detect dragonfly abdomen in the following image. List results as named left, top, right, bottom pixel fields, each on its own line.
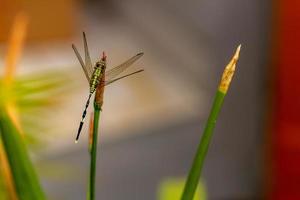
left=89, top=67, right=102, bottom=93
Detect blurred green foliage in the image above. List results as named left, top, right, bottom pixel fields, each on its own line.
left=0, top=69, right=72, bottom=199
left=158, top=178, right=206, bottom=200
left=0, top=107, right=46, bottom=199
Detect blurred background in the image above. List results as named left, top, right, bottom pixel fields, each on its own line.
left=1, top=0, right=298, bottom=199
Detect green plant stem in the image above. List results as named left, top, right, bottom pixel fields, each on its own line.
left=181, top=90, right=225, bottom=200
left=0, top=110, right=46, bottom=200
left=88, top=103, right=101, bottom=200
left=180, top=45, right=240, bottom=200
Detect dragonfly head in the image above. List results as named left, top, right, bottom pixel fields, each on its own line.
left=95, top=52, right=107, bottom=72
left=95, top=60, right=106, bottom=71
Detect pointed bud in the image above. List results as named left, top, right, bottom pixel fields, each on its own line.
left=219, top=44, right=241, bottom=93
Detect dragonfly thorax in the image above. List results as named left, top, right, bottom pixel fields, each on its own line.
left=89, top=60, right=106, bottom=93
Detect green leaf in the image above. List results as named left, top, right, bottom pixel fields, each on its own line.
left=0, top=110, right=46, bottom=200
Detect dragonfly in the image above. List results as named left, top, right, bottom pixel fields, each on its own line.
left=72, top=32, right=144, bottom=143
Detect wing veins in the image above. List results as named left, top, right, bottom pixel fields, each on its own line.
left=105, top=52, right=144, bottom=81
left=83, top=32, right=93, bottom=75
left=72, top=44, right=90, bottom=81
left=105, top=69, right=144, bottom=86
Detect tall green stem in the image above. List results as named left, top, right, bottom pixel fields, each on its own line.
left=181, top=91, right=225, bottom=200
left=181, top=45, right=241, bottom=200
left=88, top=103, right=101, bottom=200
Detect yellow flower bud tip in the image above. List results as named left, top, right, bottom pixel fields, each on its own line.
left=228, top=44, right=241, bottom=69
left=234, top=44, right=241, bottom=62
left=218, top=44, right=241, bottom=93
left=75, top=140, right=78, bottom=144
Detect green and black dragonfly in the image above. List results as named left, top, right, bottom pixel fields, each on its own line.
left=72, top=32, right=144, bottom=143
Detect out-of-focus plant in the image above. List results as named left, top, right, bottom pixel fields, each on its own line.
left=0, top=13, right=71, bottom=200
left=0, top=12, right=46, bottom=200
left=158, top=178, right=206, bottom=200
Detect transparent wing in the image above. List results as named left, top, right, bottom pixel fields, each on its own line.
left=72, top=44, right=91, bottom=81
left=105, top=52, right=144, bottom=81
left=105, top=69, right=144, bottom=86
left=83, top=32, right=93, bottom=74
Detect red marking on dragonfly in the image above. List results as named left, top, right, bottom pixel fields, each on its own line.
left=102, top=51, right=106, bottom=61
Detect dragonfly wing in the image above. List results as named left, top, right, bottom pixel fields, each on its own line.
left=83, top=32, right=93, bottom=75
left=105, top=69, right=144, bottom=86
left=72, top=44, right=91, bottom=81
left=105, top=52, right=144, bottom=81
